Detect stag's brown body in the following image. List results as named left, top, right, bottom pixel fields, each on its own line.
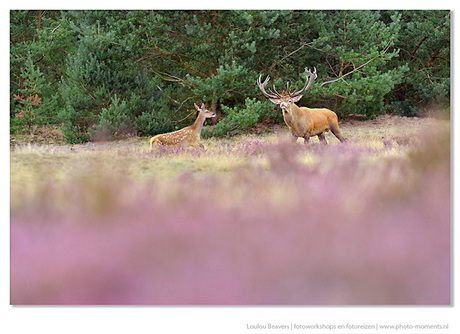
left=281, top=104, right=344, bottom=143
left=257, top=67, right=346, bottom=144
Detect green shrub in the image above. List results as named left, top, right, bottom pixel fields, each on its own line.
left=134, top=110, right=174, bottom=137
left=10, top=53, right=53, bottom=133
left=205, top=98, right=270, bottom=137
left=59, top=106, right=92, bottom=144
left=90, top=96, right=135, bottom=141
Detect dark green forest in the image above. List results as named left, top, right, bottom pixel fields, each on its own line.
left=10, top=10, right=450, bottom=143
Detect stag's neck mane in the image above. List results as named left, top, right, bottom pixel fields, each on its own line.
left=282, top=102, right=313, bottom=131
left=282, top=103, right=297, bottom=127
left=284, top=102, right=307, bottom=117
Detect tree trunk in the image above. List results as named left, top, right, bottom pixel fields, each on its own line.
left=211, top=99, right=218, bottom=125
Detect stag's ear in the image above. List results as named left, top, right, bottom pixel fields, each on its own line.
left=291, top=95, right=303, bottom=103
left=269, top=98, right=282, bottom=105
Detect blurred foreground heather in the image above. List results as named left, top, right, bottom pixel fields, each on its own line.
left=10, top=121, right=450, bottom=305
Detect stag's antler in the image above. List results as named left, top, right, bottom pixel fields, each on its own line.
left=289, top=67, right=317, bottom=98
left=257, top=67, right=317, bottom=99
left=257, top=75, right=282, bottom=99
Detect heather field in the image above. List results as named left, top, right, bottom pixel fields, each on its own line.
left=10, top=116, right=451, bottom=305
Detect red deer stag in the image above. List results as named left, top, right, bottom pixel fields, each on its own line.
left=257, top=67, right=346, bottom=144
left=149, top=103, right=216, bottom=149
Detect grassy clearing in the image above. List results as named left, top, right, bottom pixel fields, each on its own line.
left=10, top=115, right=450, bottom=305
left=10, top=115, right=445, bottom=184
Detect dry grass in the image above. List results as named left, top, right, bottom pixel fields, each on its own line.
left=10, top=115, right=445, bottom=182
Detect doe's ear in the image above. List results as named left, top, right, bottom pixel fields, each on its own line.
left=269, top=98, right=282, bottom=105
left=291, top=95, right=303, bottom=103
left=194, top=103, right=201, bottom=111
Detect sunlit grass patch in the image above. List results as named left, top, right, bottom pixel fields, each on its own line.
left=10, top=116, right=449, bottom=194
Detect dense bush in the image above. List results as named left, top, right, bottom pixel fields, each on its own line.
left=58, top=105, right=92, bottom=144
left=10, top=10, right=450, bottom=142
left=10, top=53, right=53, bottom=133
left=203, top=98, right=272, bottom=136
left=90, top=96, right=134, bottom=141
left=134, top=110, right=174, bottom=138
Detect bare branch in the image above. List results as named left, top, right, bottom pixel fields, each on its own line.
left=151, top=69, right=195, bottom=89
left=51, top=23, right=61, bottom=35
left=173, top=109, right=198, bottom=124
left=267, top=42, right=313, bottom=73
left=319, top=43, right=391, bottom=88
left=156, top=84, right=195, bottom=121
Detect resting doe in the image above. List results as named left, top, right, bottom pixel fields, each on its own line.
left=149, top=103, right=216, bottom=150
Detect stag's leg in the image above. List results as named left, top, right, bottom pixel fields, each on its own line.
left=330, top=124, right=346, bottom=143
left=303, top=134, right=310, bottom=144
left=317, top=133, right=328, bottom=144
left=290, top=129, right=298, bottom=143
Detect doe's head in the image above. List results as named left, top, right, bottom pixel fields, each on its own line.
left=194, top=103, right=216, bottom=118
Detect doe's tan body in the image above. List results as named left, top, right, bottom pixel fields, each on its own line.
left=149, top=103, right=215, bottom=149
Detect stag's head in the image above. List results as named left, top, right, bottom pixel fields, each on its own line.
left=257, top=67, right=317, bottom=110
left=194, top=103, right=216, bottom=118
